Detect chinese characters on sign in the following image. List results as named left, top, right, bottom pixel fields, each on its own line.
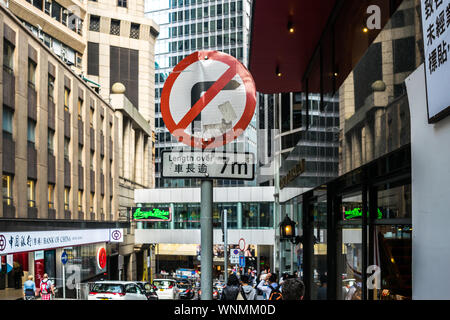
left=0, top=229, right=123, bottom=255
left=421, top=0, right=450, bottom=122
left=162, top=150, right=255, bottom=180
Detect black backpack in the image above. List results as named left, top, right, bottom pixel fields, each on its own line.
left=268, top=286, right=282, bottom=300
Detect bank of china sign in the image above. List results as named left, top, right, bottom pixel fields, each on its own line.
left=0, top=229, right=123, bottom=255
left=421, top=0, right=450, bottom=122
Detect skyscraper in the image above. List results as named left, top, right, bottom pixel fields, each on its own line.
left=145, top=0, right=256, bottom=188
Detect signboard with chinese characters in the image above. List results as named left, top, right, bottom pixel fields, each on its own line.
left=161, top=150, right=255, bottom=180
left=0, top=229, right=123, bottom=255
left=132, top=207, right=172, bottom=222
left=421, top=0, right=450, bottom=122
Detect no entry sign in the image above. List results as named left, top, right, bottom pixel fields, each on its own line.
left=161, top=51, right=256, bottom=149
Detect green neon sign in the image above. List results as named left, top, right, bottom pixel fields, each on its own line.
left=133, top=207, right=171, bottom=221
left=344, top=208, right=383, bottom=220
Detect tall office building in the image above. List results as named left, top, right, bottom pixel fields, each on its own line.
left=145, top=0, right=257, bottom=188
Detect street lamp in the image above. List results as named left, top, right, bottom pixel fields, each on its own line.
left=279, top=214, right=301, bottom=244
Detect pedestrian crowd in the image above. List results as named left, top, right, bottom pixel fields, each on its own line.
left=220, top=267, right=305, bottom=300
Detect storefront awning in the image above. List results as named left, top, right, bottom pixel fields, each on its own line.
left=249, top=0, right=403, bottom=94
left=248, top=0, right=337, bottom=94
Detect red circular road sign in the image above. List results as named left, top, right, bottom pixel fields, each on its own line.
left=161, top=51, right=256, bottom=149
left=239, top=238, right=246, bottom=252
left=97, top=247, right=107, bottom=270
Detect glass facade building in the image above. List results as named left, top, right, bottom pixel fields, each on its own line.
left=271, top=0, right=420, bottom=300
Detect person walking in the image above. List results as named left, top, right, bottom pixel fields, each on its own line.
left=39, top=273, right=54, bottom=300
left=240, top=274, right=257, bottom=300
left=256, top=273, right=280, bottom=300
left=23, top=275, right=37, bottom=300
left=220, top=273, right=241, bottom=300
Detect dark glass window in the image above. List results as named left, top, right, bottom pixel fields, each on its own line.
left=130, top=23, right=140, bottom=39
left=89, top=15, right=100, bottom=32
left=110, top=19, right=121, bottom=35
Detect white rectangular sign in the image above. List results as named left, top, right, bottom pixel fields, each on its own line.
left=421, top=0, right=450, bottom=122
left=0, top=228, right=123, bottom=255
left=161, top=150, right=255, bottom=180
left=230, top=255, right=239, bottom=264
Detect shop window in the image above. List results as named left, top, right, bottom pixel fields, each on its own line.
left=2, top=174, right=13, bottom=205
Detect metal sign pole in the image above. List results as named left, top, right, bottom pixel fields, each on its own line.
left=200, top=179, right=213, bottom=300
left=224, top=209, right=228, bottom=285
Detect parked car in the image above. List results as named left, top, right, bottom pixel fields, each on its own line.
left=178, top=283, right=195, bottom=300
left=136, top=281, right=159, bottom=300
left=153, top=279, right=179, bottom=300
left=196, top=287, right=219, bottom=300
left=88, top=281, right=148, bottom=300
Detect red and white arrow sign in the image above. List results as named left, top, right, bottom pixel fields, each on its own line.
left=161, top=51, right=256, bottom=149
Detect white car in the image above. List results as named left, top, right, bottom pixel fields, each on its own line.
left=153, top=279, right=179, bottom=300
left=88, top=281, right=148, bottom=300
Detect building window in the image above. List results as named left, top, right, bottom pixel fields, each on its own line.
left=110, top=19, right=121, bottom=36
left=64, top=187, right=70, bottom=210
left=3, top=106, right=13, bottom=136
left=64, top=137, right=70, bottom=159
left=48, top=74, right=55, bottom=101
left=90, top=192, right=94, bottom=213
left=51, top=1, right=62, bottom=22
left=130, top=23, right=140, bottom=39
left=48, top=184, right=54, bottom=209
left=27, top=119, right=36, bottom=144
left=32, top=0, right=43, bottom=11
left=28, top=59, right=36, bottom=88
left=78, top=99, right=83, bottom=121
left=89, top=108, right=94, bottom=128
left=3, top=40, right=14, bottom=73
left=44, top=0, right=51, bottom=15
left=2, top=174, right=13, bottom=205
left=27, top=179, right=36, bottom=207
left=48, top=129, right=55, bottom=154
left=89, top=15, right=100, bottom=32
left=64, top=88, right=70, bottom=112
left=117, top=0, right=127, bottom=7
left=90, top=151, right=95, bottom=170
left=79, top=144, right=83, bottom=165
left=78, top=190, right=83, bottom=212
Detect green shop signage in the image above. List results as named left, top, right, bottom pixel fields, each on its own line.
left=132, top=207, right=172, bottom=222
left=344, top=207, right=383, bottom=220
